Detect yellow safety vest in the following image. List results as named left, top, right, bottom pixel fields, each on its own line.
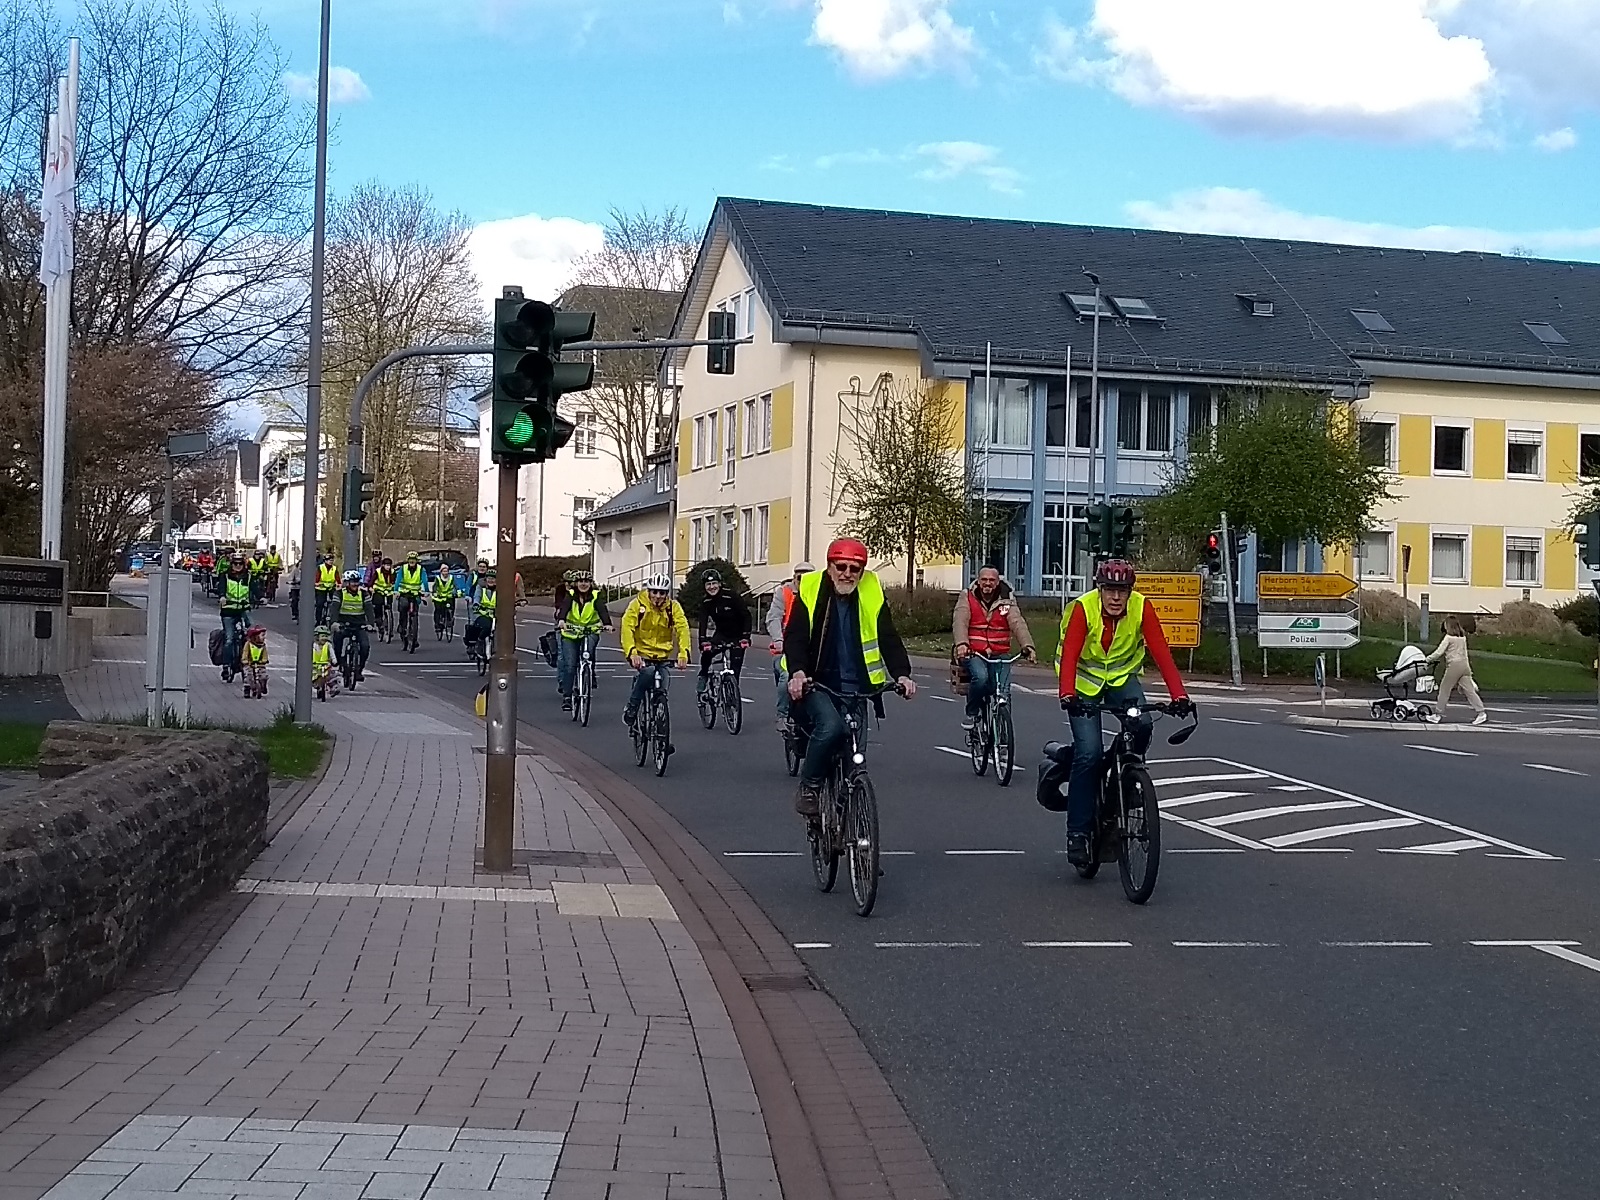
left=312, top=642, right=333, bottom=666
left=797, top=570, right=888, bottom=687
left=398, top=564, right=425, bottom=594
left=265, top=554, right=282, bottom=571
left=246, top=641, right=266, bottom=664
left=317, top=563, right=337, bottom=590
left=221, top=577, right=251, bottom=611
left=372, top=571, right=394, bottom=595
left=561, top=596, right=599, bottom=638
left=1056, top=590, right=1148, bottom=698
left=247, top=556, right=265, bottom=575
left=432, top=577, right=455, bottom=601
left=338, top=589, right=366, bottom=616
left=477, top=588, right=497, bottom=618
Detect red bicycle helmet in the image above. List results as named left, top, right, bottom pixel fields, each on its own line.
left=826, top=537, right=869, bottom=566
left=1094, top=558, right=1136, bottom=588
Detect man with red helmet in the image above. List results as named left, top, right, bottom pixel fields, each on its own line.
left=784, top=537, right=917, bottom=816
left=1056, top=558, right=1193, bottom=867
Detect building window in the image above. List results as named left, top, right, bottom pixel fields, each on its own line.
left=1433, top=423, right=1469, bottom=474
left=723, top=405, right=737, bottom=482
left=691, top=517, right=706, bottom=561
left=1358, top=530, right=1393, bottom=580
left=571, top=497, right=595, bottom=544
left=1506, top=428, right=1543, bottom=478
left=596, top=531, right=611, bottom=551
left=1430, top=533, right=1468, bottom=583
left=1505, top=535, right=1542, bottom=585
left=978, top=377, right=1032, bottom=449
left=758, top=392, right=772, bottom=452
left=722, top=510, right=738, bottom=561
left=693, top=413, right=720, bottom=470
left=757, top=504, right=769, bottom=564
left=738, top=507, right=755, bottom=565
left=1045, top=380, right=1069, bottom=448
left=1581, top=432, right=1600, bottom=479
left=1073, top=380, right=1098, bottom=450
left=1113, top=385, right=1172, bottom=453
left=572, top=410, right=598, bottom=458
left=1359, top=420, right=1395, bottom=469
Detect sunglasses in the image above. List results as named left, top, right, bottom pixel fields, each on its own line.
left=829, top=562, right=864, bottom=576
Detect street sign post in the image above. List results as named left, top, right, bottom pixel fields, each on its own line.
left=1139, top=573, right=1203, bottom=649
left=1257, top=613, right=1360, bottom=634
left=1257, top=629, right=1361, bottom=650
left=1147, top=595, right=1202, bottom=623
left=1162, top=622, right=1201, bottom=649
left=1257, top=572, right=1358, bottom=600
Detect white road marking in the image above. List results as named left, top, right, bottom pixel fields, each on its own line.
left=1324, top=941, right=1432, bottom=947
left=881, top=851, right=917, bottom=856
left=723, top=852, right=803, bottom=857
left=1023, top=941, right=1132, bottom=948
left=875, top=941, right=982, bottom=948
left=1150, top=772, right=1266, bottom=788
left=1300, top=729, right=1348, bottom=738
left=1163, top=814, right=1271, bottom=851
left=1525, top=763, right=1587, bottom=775
left=1270, top=785, right=1313, bottom=792
left=1470, top=939, right=1581, bottom=947
left=1380, top=839, right=1491, bottom=854
left=1485, top=852, right=1564, bottom=859
left=1405, top=744, right=1477, bottom=757
left=1168, top=848, right=1247, bottom=854
left=934, top=746, right=969, bottom=758
left=944, top=849, right=1025, bottom=855
left=1273, top=847, right=1354, bottom=854
left=1202, top=800, right=1363, bottom=827
left=929, top=695, right=957, bottom=704
left=1534, top=945, right=1600, bottom=975
left=1264, top=818, right=1421, bottom=847
left=1159, top=790, right=1252, bottom=809
left=1210, top=716, right=1262, bottom=726
left=793, top=942, right=832, bottom=949
left=1172, top=941, right=1279, bottom=948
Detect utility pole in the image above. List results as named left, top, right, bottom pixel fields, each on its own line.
left=1220, top=510, right=1243, bottom=687
left=483, top=459, right=519, bottom=872
left=1084, top=271, right=1104, bottom=506
left=436, top=363, right=447, bottom=544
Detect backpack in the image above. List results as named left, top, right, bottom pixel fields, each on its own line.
left=207, top=627, right=226, bottom=666
left=538, top=629, right=559, bottom=668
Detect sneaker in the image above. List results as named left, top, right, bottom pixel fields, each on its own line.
left=1472, top=712, right=1488, bottom=725
left=623, top=707, right=637, bottom=728
left=1066, top=834, right=1092, bottom=867
left=960, top=717, right=976, bottom=732
left=794, top=782, right=822, bottom=816
left=1424, top=713, right=1442, bottom=724
left=560, top=697, right=572, bottom=711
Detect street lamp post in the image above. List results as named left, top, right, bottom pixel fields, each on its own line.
left=1084, top=271, right=1104, bottom=506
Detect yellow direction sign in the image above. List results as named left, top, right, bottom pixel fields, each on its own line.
left=1162, top=622, right=1201, bottom=649
left=1147, top=595, right=1202, bottom=623
left=1138, top=572, right=1203, bottom=598
left=1257, top=572, right=1358, bottom=601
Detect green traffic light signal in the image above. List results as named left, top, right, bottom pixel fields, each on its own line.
left=491, top=291, right=596, bottom=465
left=504, top=410, right=536, bottom=449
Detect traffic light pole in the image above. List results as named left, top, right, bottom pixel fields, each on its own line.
left=483, top=461, right=519, bottom=873
left=1219, top=510, right=1243, bottom=687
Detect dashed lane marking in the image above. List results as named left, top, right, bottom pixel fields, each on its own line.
left=794, top=942, right=832, bottom=949
left=1023, top=941, right=1132, bottom=948
left=723, top=851, right=803, bottom=857
left=1172, top=941, right=1279, bottom=948
left=1526, top=763, right=1587, bottom=775
left=1211, top=716, right=1262, bottom=725
left=1470, top=940, right=1581, bottom=946
left=929, top=695, right=957, bottom=703
left=1263, top=817, right=1422, bottom=847
left=945, top=849, right=1025, bottom=855
left=1406, top=744, right=1477, bottom=757
left=1168, top=848, right=1247, bottom=854
left=875, top=942, right=982, bottom=948
left=1300, top=729, right=1348, bottom=738
left=935, top=746, right=969, bottom=758
left=1324, top=941, right=1432, bottom=947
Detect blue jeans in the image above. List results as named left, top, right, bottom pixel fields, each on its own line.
left=963, top=657, right=1011, bottom=718
left=799, top=689, right=848, bottom=784
left=628, top=662, right=670, bottom=715
left=774, top=658, right=791, bottom=717
left=1066, top=678, right=1152, bottom=838
left=558, top=632, right=599, bottom=695
left=220, top=611, right=249, bottom=668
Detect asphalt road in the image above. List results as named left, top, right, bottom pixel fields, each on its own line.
left=257, top=596, right=1600, bottom=1200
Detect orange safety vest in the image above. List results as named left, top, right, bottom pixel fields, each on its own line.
left=964, top=591, right=1014, bottom=656
left=782, top=585, right=797, bottom=624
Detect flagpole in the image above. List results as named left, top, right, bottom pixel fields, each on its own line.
left=39, top=40, right=78, bottom=565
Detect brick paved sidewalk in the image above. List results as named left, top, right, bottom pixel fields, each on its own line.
left=5, top=638, right=781, bottom=1200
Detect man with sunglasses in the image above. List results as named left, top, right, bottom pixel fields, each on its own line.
left=783, top=539, right=916, bottom=816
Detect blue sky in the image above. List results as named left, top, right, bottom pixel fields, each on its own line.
left=238, top=0, right=1600, bottom=302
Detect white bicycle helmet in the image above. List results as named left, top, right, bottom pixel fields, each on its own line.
left=645, top=574, right=672, bottom=593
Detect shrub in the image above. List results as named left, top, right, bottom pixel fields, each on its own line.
left=679, top=559, right=752, bottom=620
left=514, top=555, right=590, bottom=595
left=882, top=585, right=959, bottom=638
left=1553, top=594, right=1599, bottom=640
left=1358, top=588, right=1420, bottom=628
left=1476, top=599, right=1566, bottom=640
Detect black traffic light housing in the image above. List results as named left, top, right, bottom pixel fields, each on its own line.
left=491, top=291, right=596, bottom=465
left=1580, top=510, right=1600, bottom=569
left=1112, top=506, right=1140, bottom=557
left=343, top=467, right=375, bottom=526
left=1203, top=532, right=1223, bottom=573
left=707, top=310, right=736, bottom=375
left=1085, top=503, right=1116, bottom=559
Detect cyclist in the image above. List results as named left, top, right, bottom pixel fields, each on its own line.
left=218, top=554, right=252, bottom=679
left=332, top=570, right=372, bottom=680
left=468, top=556, right=490, bottom=597
left=784, top=539, right=917, bottom=816
left=395, top=551, right=428, bottom=645
left=430, top=567, right=458, bottom=635
left=620, top=575, right=690, bottom=729
left=954, top=565, right=1036, bottom=732
left=463, top=567, right=499, bottom=656
left=265, top=545, right=283, bottom=601
left=246, top=548, right=268, bottom=606
left=314, top=552, right=339, bottom=624
left=241, top=625, right=269, bottom=696
left=553, top=570, right=575, bottom=620
left=362, top=549, right=384, bottom=589
left=311, top=625, right=337, bottom=693
left=1056, top=559, right=1193, bottom=867
left=767, top=562, right=813, bottom=731
left=556, top=570, right=613, bottom=711
left=371, top=558, right=395, bottom=634
left=696, top=569, right=751, bottom=699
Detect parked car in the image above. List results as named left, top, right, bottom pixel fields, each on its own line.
left=122, top=541, right=165, bottom=572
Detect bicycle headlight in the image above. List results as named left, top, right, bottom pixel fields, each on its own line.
left=852, top=752, right=864, bottom=765
left=1127, top=706, right=1141, bottom=718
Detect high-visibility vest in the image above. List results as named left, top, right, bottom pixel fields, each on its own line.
left=797, top=570, right=888, bottom=687
left=312, top=642, right=333, bottom=667
left=476, top=588, right=497, bottom=618
left=561, top=596, right=600, bottom=637
left=964, top=591, right=1014, bottom=656
left=372, top=570, right=394, bottom=595
left=316, top=563, right=337, bottom=590
left=266, top=553, right=282, bottom=571
left=246, top=641, right=266, bottom=664
left=432, top=577, right=455, bottom=601
left=338, top=589, right=366, bottom=616
left=221, top=577, right=251, bottom=612
left=398, top=564, right=425, bottom=594
left=1056, top=590, right=1147, bottom=697
left=247, top=555, right=266, bottom=576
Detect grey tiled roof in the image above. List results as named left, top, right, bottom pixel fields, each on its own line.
left=717, top=197, right=1600, bottom=382
left=587, top=475, right=670, bottom=525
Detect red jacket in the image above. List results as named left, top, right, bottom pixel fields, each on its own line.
left=1057, top=601, right=1187, bottom=701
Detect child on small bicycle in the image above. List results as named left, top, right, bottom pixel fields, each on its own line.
left=242, top=625, right=269, bottom=698
left=311, top=625, right=339, bottom=697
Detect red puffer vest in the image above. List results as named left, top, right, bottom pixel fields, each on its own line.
left=965, top=590, right=1014, bottom=655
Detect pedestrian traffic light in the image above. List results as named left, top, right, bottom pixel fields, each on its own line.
left=491, top=291, right=596, bottom=465
left=1112, top=506, right=1141, bottom=557
left=1204, top=532, right=1223, bottom=573
left=707, top=310, right=736, bottom=375
left=1581, top=510, right=1600, bottom=569
left=343, top=467, right=375, bottom=526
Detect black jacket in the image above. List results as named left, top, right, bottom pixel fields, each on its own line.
left=698, top=591, right=751, bottom=643
left=783, top=574, right=912, bottom=686
left=558, top=590, right=612, bottom=627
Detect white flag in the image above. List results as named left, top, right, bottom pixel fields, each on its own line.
left=39, top=118, right=75, bottom=288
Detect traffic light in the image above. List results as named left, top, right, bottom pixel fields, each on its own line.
left=343, top=467, right=375, bottom=526
left=1112, top=506, right=1141, bottom=557
left=707, top=310, right=736, bottom=375
left=491, top=292, right=596, bottom=465
left=1581, top=510, right=1600, bottom=569
left=1203, top=532, right=1223, bottom=573
left=1085, top=503, right=1116, bottom=558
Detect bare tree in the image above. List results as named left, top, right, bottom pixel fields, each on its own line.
left=566, top=206, right=701, bottom=483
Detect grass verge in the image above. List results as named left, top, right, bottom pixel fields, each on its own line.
left=0, top=723, right=47, bottom=769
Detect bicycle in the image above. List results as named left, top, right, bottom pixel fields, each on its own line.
left=963, top=652, right=1024, bottom=786
left=313, top=661, right=339, bottom=702
left=469, top=626, right=492, bottom=677
left=374, top=595, right=394, bottom=643
left=433, top=599, right=455, bottom=641
left=1042, top=699, right=1195, bottom=905
left=565, top=624, right=602, bottom=727
left=242, top=658, right=268, bottom=700
left=696, top=643, right=745, bottom=735
left=629, top=661, right=674, bottom=776
left=398, top=595, right=421, bottom=652
left=336, top=632, right=362, bottom=694
left=800, top=681, right=902, bottom=918
left=218, top=612, right=249, bottom=683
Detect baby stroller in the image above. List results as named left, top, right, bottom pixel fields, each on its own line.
left=1372, top=644, right=1437, bottom=722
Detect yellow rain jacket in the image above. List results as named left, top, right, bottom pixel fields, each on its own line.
left=621, top=592, right=689, bottom=662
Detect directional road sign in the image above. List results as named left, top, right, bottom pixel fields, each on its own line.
left=1162, top=622, right=1201, bottom=649
left=1257, top=613, right=1360, bottom=634
left=1147, top=595, right=1203, bottom=623
left=1257, top=629, right=1361, bottom=650
left=1138, top=572, right=1203, bottom=598
left=1257, top=572, right=1358, bottom=600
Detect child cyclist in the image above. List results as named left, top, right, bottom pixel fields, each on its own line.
left=242, top=625, right=269, bottom=698
left=311, top=625, right=339, bottom=697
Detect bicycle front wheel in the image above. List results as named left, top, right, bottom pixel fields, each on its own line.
left=632, top=706, right=650, bottom=766
left=697, top=681, right=716, bottom=729
left=1118, top=765, right=1161, bottom=904
left=784, top=725, right=803, bottom=777
left=847, top=772, right=881, bottom=916
left=968, top=702, right=989, bottom=776
left=810, top=777, right=839, bottom=892
left=993, top=703, right=1015, bottom=787
left=578, top=662, right=593, bottom=727
left=722, top=674, right=742, bottom=735
left=652, top=698, right=672, bottom=776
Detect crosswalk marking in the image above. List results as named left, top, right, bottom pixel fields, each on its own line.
left=1380, top=839, right=1490, bottom=855
left=1525, top=763, right=1586, bottom=775
left=1263, top=817, right=1421, bottom=848
left=1150, top=772, right=1266, bottom=788
left=1270, top=785, right=1313, bottom=792
left=1202, top=800, right=1363, bottom=827
left=1158, top=790, right=1252, bottom=809
left=1406, top=744, right=1476, bottom=757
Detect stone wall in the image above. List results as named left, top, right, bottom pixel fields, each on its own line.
left=0, top=723, right=268, bottom=1043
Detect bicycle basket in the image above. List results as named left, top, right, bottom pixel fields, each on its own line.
left=948, top=654, right=970, bottom=696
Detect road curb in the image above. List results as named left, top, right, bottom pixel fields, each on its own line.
left=519, top=719, right=954, bottom=1200
left=1287, top=713, right=1600, bottom=738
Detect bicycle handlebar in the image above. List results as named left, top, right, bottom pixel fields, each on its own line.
left=803, top=680, right=907, bottom=701
left=967, top=651, right=1029, bottom=664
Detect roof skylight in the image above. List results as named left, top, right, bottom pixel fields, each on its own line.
left=1063, top=292, right=1116, bottom=318
left=1524, top=321, right=1569, bottom=346
left=1350, top=309, right=1395, bottom=334
left=1110, top=296, right=1161, bottom=322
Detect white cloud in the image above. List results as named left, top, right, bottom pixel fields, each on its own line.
left=913, top=141, right=1023, bottom=194
left=1533, top=126, right=1579, bottom=152
left=467, top=212, right=606, bottom=316
left=1043, top=0, right=1494, bottom=139
left=1124, top=186, right=1600, bottom=257
left=282, top=66, right=372, bottom=104
left=812, top=0, right=975, bottom=80
left=1437, top=0, right=1600, bottom=114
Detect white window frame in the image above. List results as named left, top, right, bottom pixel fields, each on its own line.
left=1359, top=416, right=1398, bottom=472
left=572, top=410, right=598, bottom=458
left=1431, top=420, right=1471, bottom=477
left=1357, top=527, right=1395, bottom=582
left=1505, top=425, right=1545, bottom=481
left=979, top=377, right=1033, bottom=451
left=742, top=397, right=758, bottom=457
left=1429, top=527, right=1471, bottom=584
left=742, top=289, right=758, bottom=339
left=690, top=517, right=704, bottom=561
left=756, top=504, right=770, bottom=564
left=738, top=506, right=755, bottom=565
left=1503, top=527, right=1544, bottom=588
left=1580, top=428, right=1600, bottom=481
left=572, top=496, right=595, bottom=545
left=723, top=405, right=737, bottom=483
left=722, top=509, right=738, bottom=562
left=759, top=392, right=773, bottom=452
